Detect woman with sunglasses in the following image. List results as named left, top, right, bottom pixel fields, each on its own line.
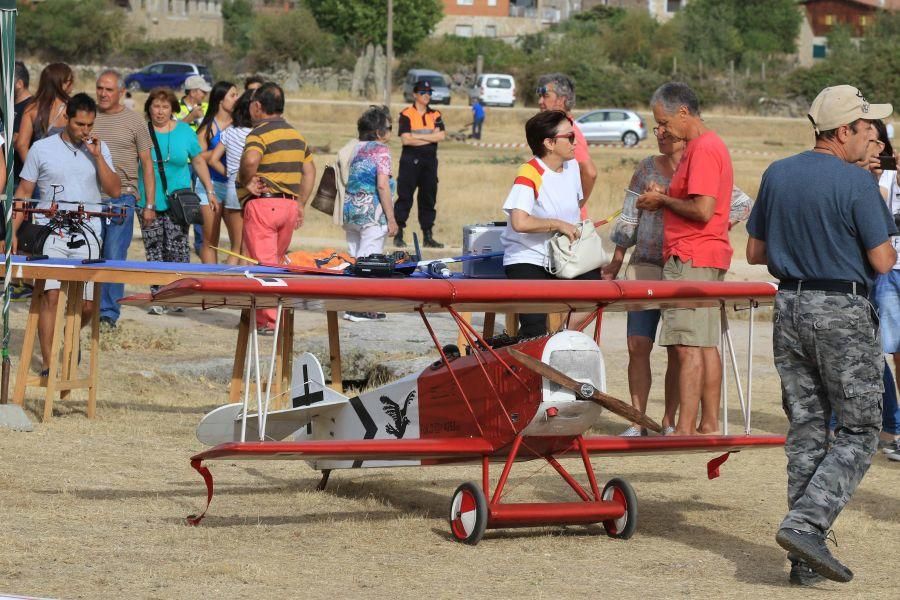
left=501, top=109, right=598, bottom=338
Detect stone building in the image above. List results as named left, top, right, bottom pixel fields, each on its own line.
left=115, top=0, right=224, bottom=44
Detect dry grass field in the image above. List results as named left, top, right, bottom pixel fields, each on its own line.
left=1, top=101, right=899, bottom=599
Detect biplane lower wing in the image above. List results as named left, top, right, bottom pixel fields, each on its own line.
left=192, top=438, right=495, bottom=463
left=578, top=434, right=785, bottom=455
left=191, top=434, right=784, bottom=465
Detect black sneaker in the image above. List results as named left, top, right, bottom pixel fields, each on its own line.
left=789, top=554, right=824, bottom=586
left=776, top=527, right=853, bottom=583
left=99, top=316, right=117, bottom=330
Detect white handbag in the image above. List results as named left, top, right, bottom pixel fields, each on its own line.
left=546, top=219, right=613, bottom=279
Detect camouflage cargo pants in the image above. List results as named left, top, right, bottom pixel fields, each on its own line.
left=774, top=291, right=883, bottom=535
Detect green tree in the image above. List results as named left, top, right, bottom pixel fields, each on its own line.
left=248, top=6, right=338, bottom=68
left=17, top=0, right=127, bottom=62
left=305, top=0, right=443, bottom=55
left=677, top=0, right=801, bottom=68
left=222, top=0, right=255, bottom=54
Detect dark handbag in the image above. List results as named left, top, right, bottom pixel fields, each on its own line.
left=17, top=221, right=53, bottom=255
left=167, top=188, right=203, bottom=226
left=148, top=121, right=203, bottom=226
left=310, top=164, right=337, bottom=216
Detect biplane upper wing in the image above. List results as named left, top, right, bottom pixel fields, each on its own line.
left=122, top=277, right=777, bottom=314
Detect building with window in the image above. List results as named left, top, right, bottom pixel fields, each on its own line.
left=582, top=0, right=687, bottom=21
left=796, top=0, right=898, bottom=66
left=434, top=0, right=584, bottom=40
left=113, top=1, right=224, bottom=43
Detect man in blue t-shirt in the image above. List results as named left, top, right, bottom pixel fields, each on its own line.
left=746, top=85, right=896, bottom=586
left=471, top=97, right=485, bottom=140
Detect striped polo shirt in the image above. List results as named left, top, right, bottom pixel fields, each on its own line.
left=239, top=116, right=313, bottom=206
left=91, top=107, right=153, bottom=199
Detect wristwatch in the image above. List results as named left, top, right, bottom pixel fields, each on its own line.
left=145, top=205, right=155, bottom=210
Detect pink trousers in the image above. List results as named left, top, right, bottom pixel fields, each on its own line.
left=243, top=197, right=298, bottom=328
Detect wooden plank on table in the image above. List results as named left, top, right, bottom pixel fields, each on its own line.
left=229, top=309, right=251, bottom=404
left=13, top=280, right=44, bottom=406
left=326, top=311, right=342, bottom=393
left=88, top=284, right=100, bottom=419
left=43, top=282, right=69, bottom=421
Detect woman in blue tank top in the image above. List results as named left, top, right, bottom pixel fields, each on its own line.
left=196, top=81, right=238, bottom=264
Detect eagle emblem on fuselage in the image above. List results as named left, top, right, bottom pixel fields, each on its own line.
left=380, top=390, right=415, bottom=438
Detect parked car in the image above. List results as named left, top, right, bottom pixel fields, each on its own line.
left=124, top=62, right=213, bottom=93
left=575, top=109, right=647, bottom=147
left=469, top=73, right=516, bottom=107
left=402, top=69, right=452, bottom=105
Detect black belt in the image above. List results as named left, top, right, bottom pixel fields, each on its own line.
left=778, top=279, right=868, bottom=296
left=250, top=193, right=298, bottom=201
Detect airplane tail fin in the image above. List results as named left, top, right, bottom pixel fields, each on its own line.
left=196, top=353, right=346, bottom=446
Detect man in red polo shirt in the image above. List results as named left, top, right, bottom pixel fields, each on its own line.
left=637, top=82, right=734, bottom=436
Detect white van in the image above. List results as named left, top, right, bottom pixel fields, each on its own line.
left=471, top=74, right=516, bottom=107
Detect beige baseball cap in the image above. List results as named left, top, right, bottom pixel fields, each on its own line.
left=184, top=75, right=212, bottom=93
left=808, top=85, right=892, bottom=133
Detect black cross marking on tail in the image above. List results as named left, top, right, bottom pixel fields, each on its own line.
left=293, top=364, right=324, bottom=434
left=349, top=395, right=378, bottom=468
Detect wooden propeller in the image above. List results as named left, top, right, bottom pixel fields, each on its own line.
left=508, top=348, right=663, bottom=434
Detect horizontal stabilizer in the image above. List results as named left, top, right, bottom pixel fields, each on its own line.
left=196, top=398, right=347, bottom=446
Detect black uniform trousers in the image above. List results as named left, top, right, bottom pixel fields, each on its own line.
left=395, top=153, right=438, bottom=230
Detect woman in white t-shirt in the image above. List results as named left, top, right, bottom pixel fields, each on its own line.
left=501, top=110, right=596, bottom=338
left=208, top=90, right=253, bottom=265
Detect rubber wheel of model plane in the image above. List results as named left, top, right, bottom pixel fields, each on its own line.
left=449, top=481, right=488, bottom=545
left=601, top=478, right=637, bottom=539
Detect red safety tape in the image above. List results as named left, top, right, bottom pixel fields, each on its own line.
left=185, top=459, right=215, bottom=526
left=706, top=452, right=732, bottom=480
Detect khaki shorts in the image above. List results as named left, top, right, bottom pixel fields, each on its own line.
left=659, top=256, right=725, bottom=347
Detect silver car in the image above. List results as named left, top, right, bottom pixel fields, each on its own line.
left=575, top=109, right=648, bottom=147
left=402, top=69, right=452, bottom=105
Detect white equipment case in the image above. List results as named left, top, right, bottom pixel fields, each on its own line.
left=462, top=222, right=506, bottom=278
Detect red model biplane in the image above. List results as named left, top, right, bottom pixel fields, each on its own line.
left=128, top=276, right=783, bottom=544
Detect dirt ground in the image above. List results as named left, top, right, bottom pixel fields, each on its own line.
left=2, top=108, right=899, bottom=598
left=1, top=260, right=899, bottom=599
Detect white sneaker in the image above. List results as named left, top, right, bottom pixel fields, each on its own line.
left=662, top=426, right=676, bottom=436
left=620, top=426, right=642, bottom=437
left=343, top=311, right=379, bottom=322
left=147, top=305, right=167, bottom=315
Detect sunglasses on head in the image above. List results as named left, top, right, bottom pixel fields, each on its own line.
left=535, top=86, right=549, bottom=97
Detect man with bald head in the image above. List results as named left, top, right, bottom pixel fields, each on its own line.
left=93, top=69, right=155, bottom=329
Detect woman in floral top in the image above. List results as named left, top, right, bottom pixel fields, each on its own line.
left=603, top=131, right=753, bottom=436
left=342, top=105, right=399, bottom=322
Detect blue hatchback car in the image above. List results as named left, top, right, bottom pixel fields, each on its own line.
left=124, top=62, right=212, bottom=92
